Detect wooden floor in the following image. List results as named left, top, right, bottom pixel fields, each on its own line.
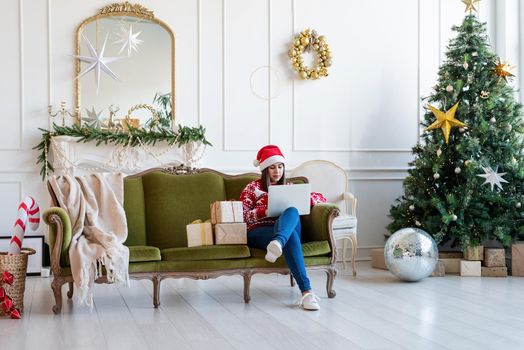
left=2, top=262, right=524, bottom=350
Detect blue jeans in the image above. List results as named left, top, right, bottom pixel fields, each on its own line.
left=247, top=207, right=311, bottom=292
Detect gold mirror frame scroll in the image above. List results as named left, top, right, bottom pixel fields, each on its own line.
left=74, top=1, right=176, bottom=127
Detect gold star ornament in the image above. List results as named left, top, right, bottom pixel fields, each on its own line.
left=494, top=59, right=515, bottom=82
left=462, top=0, right=481, bottom=14
left=425, top=101, right=467, bottom=144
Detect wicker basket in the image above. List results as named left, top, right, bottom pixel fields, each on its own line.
left=0, top=248, right=35, bottom=314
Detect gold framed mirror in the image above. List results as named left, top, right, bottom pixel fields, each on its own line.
left=74, top=2, right=175, bottom=128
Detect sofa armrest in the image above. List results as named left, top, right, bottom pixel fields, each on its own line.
left=43, top=207, right=72, bottom=272
left=301, top=203, right=339, bottom=257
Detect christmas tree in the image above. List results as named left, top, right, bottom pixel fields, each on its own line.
left=388, top=6, right=524, bottom=249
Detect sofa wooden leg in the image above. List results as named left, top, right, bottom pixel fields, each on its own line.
left=67, top=282, right=74, bottom=299
left=243, top=272, right=252, bottom=303
left=289, top=274, right=295, bottom=287
left=325, top=268, right=337, bottom=298
left=153, top=275, right=161, bottom=308
left=51, top=278, right=64, bottom=314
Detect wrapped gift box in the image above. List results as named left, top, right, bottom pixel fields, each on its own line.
left=483, top=248, right=505, bottom=267
left=431, top=260, right=445, bottom=277
left=481, top=266, right=508, bottom=277
left=463, top=245, right=484, bottom=261
left=186, top=220, right=213, bottom=247
left=371, top=248, right=388, bottom=270
left=512, top=243, right=524, bottom=276
left=441, top=258, right=461, bottom=274
left=460, top=260, right=481, bottom=277
left=439, top=251, right=463, bottom=259
left=210, top=201, right=244, bottom=224
left=215, top=223, right=247, bottom=245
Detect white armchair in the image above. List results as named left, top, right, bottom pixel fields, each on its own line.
left=291, top=160, right=358, bottom=276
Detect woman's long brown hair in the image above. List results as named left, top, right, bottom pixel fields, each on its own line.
left=261, top=165, right=286, bottom=192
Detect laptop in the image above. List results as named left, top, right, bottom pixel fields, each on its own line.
left=267, top=183, right=311, bottom=217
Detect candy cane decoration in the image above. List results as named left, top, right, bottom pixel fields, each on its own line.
left=8, top=196, right=40, bottom=255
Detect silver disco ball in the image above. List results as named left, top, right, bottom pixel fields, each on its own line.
left=384, top=227, right=438, bottom=282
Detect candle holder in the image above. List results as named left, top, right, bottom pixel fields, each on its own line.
left=48, top=101, right=80, bottom=126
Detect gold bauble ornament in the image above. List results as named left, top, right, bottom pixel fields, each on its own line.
left=301, top=37, right=310, bottom=46
left=425, top=101, right=467, bottom=144
left=288, top=29, right=331, bottom=80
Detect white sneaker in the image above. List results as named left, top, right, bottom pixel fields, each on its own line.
left=265, top=240, right=282, bottom=263
left=297, top=292, right=320, bottom=311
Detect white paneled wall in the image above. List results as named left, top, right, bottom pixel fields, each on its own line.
left=0, top=0, right=520, bottom=260
left=1, top=0, right=21, bottom=150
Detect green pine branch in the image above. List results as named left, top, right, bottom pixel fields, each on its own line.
left=33, top=124, right=212, bottom=181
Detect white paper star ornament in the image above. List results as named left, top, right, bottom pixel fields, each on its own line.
left=82, top=107, right=104, bottom=128
left=477, top=166, right=508, bottom=191
left=114, top=25, right=143, bottom=56
left=73, top=34, right=123, bottom=94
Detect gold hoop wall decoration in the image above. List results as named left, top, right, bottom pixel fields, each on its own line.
left=288, top=29, right=332, bottom=80
left=127, top=104, right=159, bottom=128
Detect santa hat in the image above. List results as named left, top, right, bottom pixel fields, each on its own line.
left=253, top=145, right=286, bottom=171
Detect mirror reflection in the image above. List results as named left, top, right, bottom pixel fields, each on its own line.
left=75, top=7, right=174, bottom=129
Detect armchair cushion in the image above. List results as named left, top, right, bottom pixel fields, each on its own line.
left=123, top=177, right=147, bottom=246
left=301, top=241, right=332, bottom=257
left=154, top=256, right=332, bottom=271
left=243, top=254, right=332, bottom=268
left=301, top=203, right=340, bottom=242
left=142, top=172, right=227, bottom=249
left=332, top=214, right=357, bottom=229
left=161, top=245, right=251, bottom=261
left=128, top=246, right=161, bottom=262
left=249, top=241, right=331, bottom=259
left=224, top=175, right=259, bottom=200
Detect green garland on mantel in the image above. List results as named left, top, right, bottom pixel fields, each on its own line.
left=33, top=124, right=212, bottom=180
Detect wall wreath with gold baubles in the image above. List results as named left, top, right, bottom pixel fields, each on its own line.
left=288, top=29, right=332, bottom=80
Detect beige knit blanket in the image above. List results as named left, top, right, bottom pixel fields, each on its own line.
left=49, top=173, right=129, bottom=307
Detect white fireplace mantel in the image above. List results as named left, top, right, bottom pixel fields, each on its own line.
left=50, top=135, right=189, bottom=176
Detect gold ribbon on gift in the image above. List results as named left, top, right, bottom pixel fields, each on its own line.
left=191, top=219, right=210, bottom=244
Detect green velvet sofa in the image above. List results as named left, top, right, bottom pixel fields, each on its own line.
left=43, top=166, right=340, bottom=314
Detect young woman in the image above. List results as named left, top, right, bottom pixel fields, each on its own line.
left=240, top=145, right=327, bottom=311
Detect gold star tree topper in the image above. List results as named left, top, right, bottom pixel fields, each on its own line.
left=425, top=101, right=467, bottom=144
left=494, top=59, right=515, bottom=82
left=462, top=0, right=481, bottom=14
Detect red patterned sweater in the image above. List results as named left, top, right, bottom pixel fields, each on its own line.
left=240, top=179, right=327, bottom=231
